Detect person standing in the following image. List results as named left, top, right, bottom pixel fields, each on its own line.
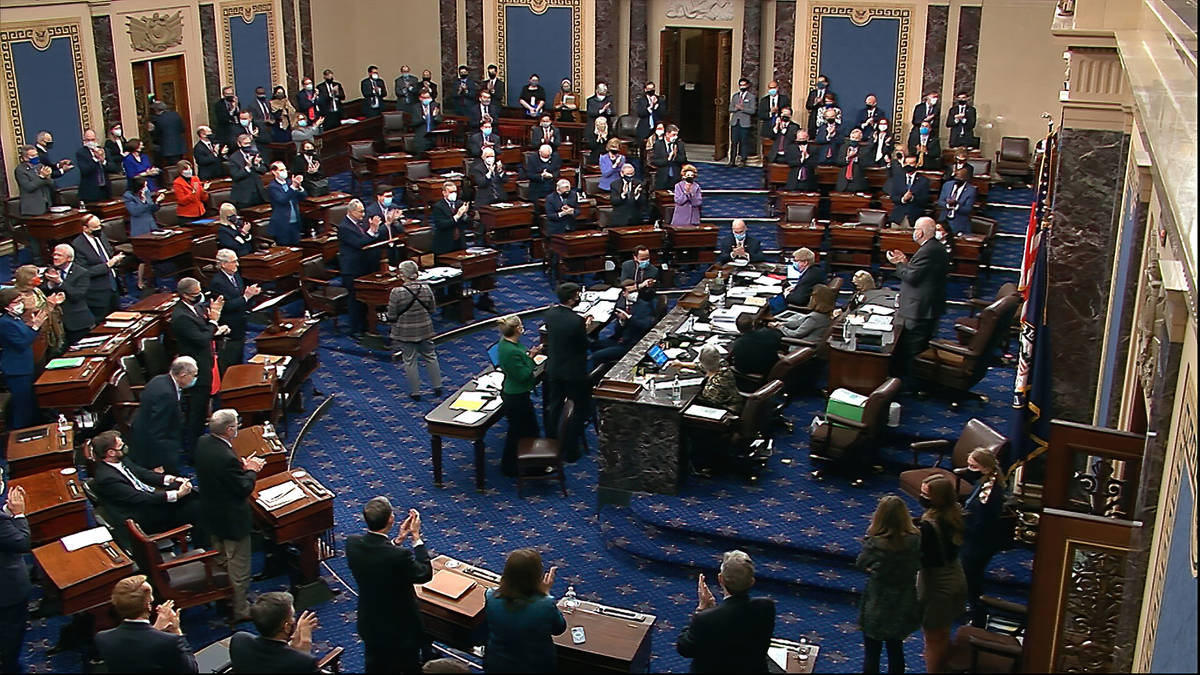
left=885, top=217, right=949, bottom=381
left=960, top=449, right=1008, bottom=626
left=194, top=409, right=266, bottom=626
left=804, top=75, right=833, bottom=134
left=0, top=477, right=31, bottom=674
left=917, top=475, right=968, bottom=673
left=634, top=82, right=662, bottom=141
left=209, top=250, right=262, bottom=371
left=128, top=357, right=195, bottom=473
left=387, top=261, right=443, bottom=401
left=911, top=92, right=941, bottom=139
left=651, top=125, right=687, bottom=190
left=542, top=283, right=591, bottom=462
left=671, top=164, right=702, bottom=226
left=856, top=496, right=922, bottom=674
left=886, top=155, right=931, bottom=227
left=14, top=144, right=55, bottom=216
left=430, top=182, right=471, bottom=254
left=227, top=134, right=269, bottom=208
left=193, top=126, right=227, bottom=179
left=394, top=65, right=421, bottom=117
left=172, top=278, right=230, bottom=446
left=361, top=65, right=388, bottom=118
left=610, top=163, right=647, bottom=227
left=96, top=575, right=197, bottom=673
left=757, top=81, right=789, bottom=157
left=266, top=162, right=307, bottom=246
left=945, top=93, right=978, bottom=148
left=171, top=160, right=209, bottom=221
left=938, top=166, right=978, bottom=235
left=451, top=65, right=478, bottom=117
left=676, top=550, right=775, bottom=672
left=148, top=101, right=185, bottom=167
left=345, top=497, right=433, bottom=674
left=544, top=179, right=579, bottom=235
left=728, top=78, right=755, bottom=167
left=211, top=86, right=240, bottom=145
left=316, top=70, right=345, bottom=129
left=484, top=549, right=566, bottom=673
left=495, top=315, right=542, bottom=477
left=339, top=199, right=386, bottom=339
left=42, top=244, right=94, bottom=348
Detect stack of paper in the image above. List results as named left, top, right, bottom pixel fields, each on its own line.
left=597, top=287, right=622, bottom=301
left=578, top=301, right=614, bottom=323
left=453, top=410, right=488, bottom=424
left=450, top=391, right=489, bottom=411
left=863, top=315, right=893, bottom=332
left=104, top=320, right=135, bottom=329
left=257, top=481, right=304, bottom=510
left=685, top=404, right=728, bottom=420
left=62, top=526, right=113, bottom=552
left=418, top=267, right=463, bottom=281
left=865, top=304, right=895, bottom=315
left=475, top=371, right=505, bottom=391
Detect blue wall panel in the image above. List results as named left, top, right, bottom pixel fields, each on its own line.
left=228, top=14, right=273, bottom=105
left=504, top=6, right=572, bottom=108
left=12, top=37, right=82, bottom=187
left=818, top=17, right=900, bottom=128
left=1151, top=477, right=1198, bottom=672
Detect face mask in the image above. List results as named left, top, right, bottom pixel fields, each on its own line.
left=239, top=144, right=251, bottom=152
left=484, top=156, right=494, bottom=165
left=182, top=170, right=193, bottom=178
left=9, top=302, right=25, bottom=315
left=738, top=85, right=748, bottom=91
left=481, top=127, right=492, bottom=135
left=929, top=98, right=938, bottom=106
left=297, top=119, right=307, bottom=127
left=912, top=230, right=922, bottom=243
left=423, top=76, right=431, bottom=81
left=113, top=128, right=123, bottom=137
left=421, top=99, right=431, bottom=107
left=878, top=125, right=888, bottom=133
left=734, top=232, right=745, bottom=241
left=646, top=89, right=655, bottom=96
left=596, top=94, right=606, bottom=100
left=961, top=468, right=982, bottom=482
left=324, top=76, right=334, bottom=82
left=825, top=102, right=835, bottom=108
left=371, top=73, right=379, bottom=80
left=181, top=376, right=197, bottom=389
left=241, top=119, right=251, bottom=127
left=481, top=99, right=491, bottom=107
left=768, top=88, right=777, bottom=96
left=541, top=123, right=551, bottom=129
left=934, top=230, right=945, bottom=241
left=225, top=95, right=235, bottom=102
left=529, top=82, right=539, bottom=88
left=818, top=82, right=827, bottom=89
left=958, top=99, right=968, bottom=106
left=684, top=176, right=695, bottom=183
left=918, top=496, right=932, bottom=509
left=781, top=115, right=791, bottom=121
left=43, top=141, right=54, bottom=150
left=304, top=84, right=313, bottom=91
left=655, top=129, right=664, bottom=137
left=904, top=165, right=917, bottom=174
left=637, top=260, right=650, bottom=269
left=304, top=148, right=315, bottom=155
left=257, top=93, right=267, bottom=100
left=920, top=128, right=930, bottom=136
left=447, top=192, right=457, bottom=201
left=277, top=170, right=289, bottom=181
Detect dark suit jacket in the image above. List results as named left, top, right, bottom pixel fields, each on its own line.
left=814, top=123, right=843, bottom=164
left=887, top=173, right=931, bottom=225
left=531, top=125, right=561, bottom=149
left=466, top=131, right=501, bottom=158
left=466, top=101, right=500, bottom=130
left=45, top=263, right=94, bottom=333
left=544, top=191, right=579, bottom=235
left=676, top=594, right=776, bottom=674
left=609, top=178, right=647, bottom=226
left=193, top=139, right=226, bottom=179
left=715, top=234, right=765, bottom=264
left=96, top=621, right=197, bottom=673
left=543, top=304, right=588, bottom=382
left=209, top=270, right=251, bottom=340
left=619, top=259, right=660, bottom=287
left=911, top=102, right=941, bottom=135
left=835, top=142, right=869, bottom=192
left=316, top=80, right=345, bottom=117
left=71, top=231, right=119, bottom=307
left=468, top=159, right=509, bottom=206
left=266, top=180, right=306, bottom=245
left=230, top=631, right=318, bottom=673
left=171, top=301, right=218, bottom=391
left=938, top=180, right=978, bottom=233
left=895, top=238, right=950, bottom=325
left=91, top=459, right=177, bottom=534
left=634, top=94, right=663, bottom=139
left=785, top=264, right=827, bottom=307
left=804, top=87, right=831, bottom=129
left=0, top=314, right=37, bottom=377
left=731, top=327, right=783, bottom=376
left=193, top=434, right=257, bottom=540
left=345, top=533, right=433, bottom=650
left=150, top=110, right=186, bottom=157
left=0, top=507, right=32, bottom=607
left=338, top=216, right=386, bottom=277
left=757, top=94, right=790, bottom=135
left=945, top=104, right=978, bottom=147
left=360, top=76, right=388, bottom=113
left=524, top=153, right=562, bottom=200
left=651, top=139, right=688, bottom=190
left=784, top=143, right=818, bottom=191
left=853, top=106, right=885, bottom=138
left=14, top=161, right=54, bottom=216
left=129, top=374, right=185, bottom=470
left=865, top=134, right=896, bottom=167
left=227, top=149, right=269, bottom=207
left=907, top=130, right=942, bottom=170
left=210, top=98, right=241, bottom=145
left=430, top=198, right=468, bottom=255
left=218, top=223, right=255, bottom=257
left=76, top=151, right=112, bottom=202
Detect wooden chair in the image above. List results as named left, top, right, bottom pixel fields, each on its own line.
left=809, top=377, right=902, bottom=484
left=382, top=111, right=413, bottom=151
left=299, top=255, right=348, bottom=331
left=139, top=337, right=170, bottom=378
left=515, top=399, right=574, bottom=497
left=189, top=233, right=219, bottom=278
left=119, top=354, right=147, bottom=391
left=947, top=596, right=1027, bottom=673
left=348, top=140, right=378, bottom=195
left=899, top=418, right=1009, bottom=501
left=107, top=369, right=141, bottom=435
left=912, top=293, right=1021, bottom=405
left=126, top=519, right=233, bottom=611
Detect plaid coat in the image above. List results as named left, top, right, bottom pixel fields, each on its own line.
left=386, top=282, right=435, bottom=342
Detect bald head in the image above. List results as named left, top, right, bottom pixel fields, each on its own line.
left=731, top=219, right=747, bottom=236
left=913, top=216, right=936, bottom=243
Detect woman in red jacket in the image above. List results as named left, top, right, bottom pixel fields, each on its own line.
left=172, top=159, right=210, bottom=220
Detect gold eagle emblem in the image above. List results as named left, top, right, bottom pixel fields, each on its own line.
left=127, top=11, right=184, bottom=53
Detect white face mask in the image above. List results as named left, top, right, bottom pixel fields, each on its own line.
left=447, top=192, right=457, bottom=201
left=484, top=156, right=495, bottom=165
left=935, top=231, right=945, bottom=241
left=9, top=302, right=25, bottom=315
left=182, top=169, right=193, bottom=178
left=912, top=230, right=922, bottom=243
left=277, top=170, right=288, bottom=181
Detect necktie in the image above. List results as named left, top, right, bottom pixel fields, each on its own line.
left=261, top=100, right=270, bottom=119
left=115, top=462, right=154, bottom=493
left=227, top=272, right=240, bottom=291
left=425, top=107, right=433, bottom=132
left=88, top=234, right=116, bottom=289
left=907, top=174, right=914, bottom=188
left=844, top=152, right=856, bottom=180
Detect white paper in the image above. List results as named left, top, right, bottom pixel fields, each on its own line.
left=864, top=315, right=893, bottom=331
left=685, top=404, right=727, bottom=420
left=454, top=410, right=488, bottom=424
left=483, top=397, right=503, bottom=411
left=865, top=304, right=895, bottom=315
left=675, top=377, right=704, bottom=387
left=475, top=371, right=505, bottom=391
left=597, top=287, right=622, bottom=301
left=581, top=301, right=614, bottom=324
left=830, top=388, right=869, bottom=406
left=663, top=348, right=686, bottom=359
left=768, top=647, right=790, bottom=671
left=258, top=481, right=305, bottom=510
left=62, top=526, right=113, bottom=552
left=104, top=320, right=135, bottom=329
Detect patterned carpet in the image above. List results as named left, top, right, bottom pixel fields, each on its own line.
left=7, top=163, right=1035, bottom=673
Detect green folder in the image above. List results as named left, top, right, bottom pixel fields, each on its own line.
left=45, top=357, right=86, bottom=370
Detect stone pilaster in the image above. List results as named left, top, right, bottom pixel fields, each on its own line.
left=299, top=0, right=314, bottom=80
left=952, top=5, right=982, bottom=98
left=922, top=5, right=949, bottom=96
left=772, top=1, right=796, bottom=95
left=439, top=0, right=459, bottom=102
left=594, top=0, right=619, bottom=87
left=628, top=0, right=648, bottom=101
left=199, top=3, right=221, bottom=111
left=91, top=15, right=121, bottom=129
left=740, top=0, right=762, bottom=88
left=281, top=0, right=299, bottom=92
left=465, top=0, right=484, bottom=77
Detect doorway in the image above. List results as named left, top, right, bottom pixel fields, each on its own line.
left=131, top=55, right=191, bottom=152
left=659, top=28, right=732, bottom=160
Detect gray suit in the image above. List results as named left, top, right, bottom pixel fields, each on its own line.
left=728, top=89, right=756, bottom=161
left=14, top=161, right=54, bottom=216
left=894, top=238, right=950, bottom=375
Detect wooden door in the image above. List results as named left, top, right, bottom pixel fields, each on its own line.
left=131, top=62, right=152, bottom=138
left=151, top=56, right=191, bottom=141
left=659, top=29, right=681, bottom=125
left=712, top=30, right=732, bottom=160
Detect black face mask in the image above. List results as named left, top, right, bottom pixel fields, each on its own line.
left=918, top=496, right=932, bottom=509
left=904, top=165, right=917, bottom=174
left=257, top=94, right=266, bottom=100
left=960, top=468, right=982, bottom=482
left=684, top=176, right=695, bottom=183
left=646, top=90, right=655, bottom=96
left=304, top=149, right=315, bottom=156
left=423, top=76, right=431, bottom=81
left=225, top=95, right=235, bottom=102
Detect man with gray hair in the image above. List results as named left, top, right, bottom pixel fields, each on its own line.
left=338, top=198, right=386, bottom=338
left=784, top=246, right=827, bottom=307
left=209, top=249, right=262, bottom=369
left=194, top=408, right=266, bottom=625
left=387, top=260, right=442, bottom=401
left=129, top=356, right=198, bottom=472
left=44, top=243, right=95, bottom=346
left=172, top=277, right=230, bottom=446
left=676, top=550, right=776, bottom=672
left=886, top=215, right=949, bottom=379
left=544, top=178, right=579, bottom=235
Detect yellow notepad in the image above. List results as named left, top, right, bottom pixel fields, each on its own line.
left=449, top=392, right=488, bottom=411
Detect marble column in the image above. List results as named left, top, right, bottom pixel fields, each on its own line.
left=1047, top=128, right=1130, bottom=423
left=952, top=5, right=982, bottom=98
left=439, top=0, right=459, bottom=102
left=628, top=0, right=648, bottom=100
left=740, top=0, right=762, bottom=88
left=199, top=3, right=222, bottom=110
left=594, top=0, right=619, bottom=87
left=773, top=1, right=796, bottom=95
left=0, top=138, right=8, bottom=202
left=465, top=0, right=483, bottom=76
left=281, top=0, right=299, bottom=91
left=299, top=0, right=314, bottom=79
left=91, top=15, right=121, bottom=129
left=922, top=5, right=949, bottom=96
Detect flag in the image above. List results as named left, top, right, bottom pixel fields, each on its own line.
left=1008, top=133, right=1056, bottom=474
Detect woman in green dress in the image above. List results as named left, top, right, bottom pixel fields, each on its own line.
left=495, top=315, right=542, bottom=477
left=856, top=495, right=922, bottom=673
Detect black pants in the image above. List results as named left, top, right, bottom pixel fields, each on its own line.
left=141, top=492, right=211, bottom=548
left=86, top=290, right=120, bottom=325
left=544, top=377, right=591, bottom=462
left=863, top=635, right=905, bottom=674
left=0, top=597, right=29, bottom=674
left=184, top=386, right=211, bottom=462
left=961, top=539, right=1001, bottom=625
left=364, top=643, right=420, bottom=674
left=344, top=275, right=367, bottom=335
left=730, top=124, right=752, bottom=159
left=218, top=339, right=245, bottom=373
left=893, top=318, right=935, bottom=381
left=501, top=391, right=540, bottom=476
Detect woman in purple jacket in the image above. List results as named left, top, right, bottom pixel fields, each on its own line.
left=670, top=163, right=702, bottom=226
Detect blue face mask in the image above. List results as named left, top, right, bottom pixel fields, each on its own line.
left=637, top=259, right=650, bottom=269
left=734, top=232, right=745, bottom=241
left=28, top=156, right=40, bottom=165
left=768, top=88, right=777, bottom=96
left=382, top=196, right=393, bottom=207
left=181, top=376, right=196, bottom=389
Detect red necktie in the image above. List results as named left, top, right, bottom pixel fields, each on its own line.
left=844, top=154, right=856, bottom=180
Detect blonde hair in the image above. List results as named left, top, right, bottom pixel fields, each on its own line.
left=497, top=314, right=523, bottom=338
left=852, top=270, right=876, bottom=292
left=13, top=264, right=39, bottom=289
left=921, top=475, right=965, bottom=545
left=866, top=495, right=918, bottom=549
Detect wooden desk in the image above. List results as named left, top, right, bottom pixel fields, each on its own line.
left=776, top=191, right=822, bottom=215
left=607, top=225, right=666, bottom=255
left=219, top=364, right=279, bottom=416
left=33, top=537, right=134, bottom=615
left=666, top=224, right=720, bottom=266
left=254, top=317, right=320, bottom=375
left=34, top=356, right=111, bottom=409
left=777, top=222, right=826, bottom=250
left=827, top=192, right=874, bottom=219
left=365, top=152, right=413, bottom=176
left=6, top=423, right=74, bottom=478
left=125, top=292, right=178, bottom=318
left=478, top=202, right=536, bottom=246
left=299, top=231, right=339, bottom=262
left=827, top=289, right=901, bottom=395
left=772, top=637, right=821, bottom=673
left=129, top=228, right=192, bottom=262
left=424, top=369, right=506, bottom=490
left=23, top=209, right=87, bottom=258
left=765, top=162, right=790, bottom=189
left=550, top=230, right=608, bottom=276
left=90, top=313, right=162, bottom=342
left=251, top=468, right=334, bottom=584
left=436, top=248, right=499, bottom=299
left=426, top=147, right=467, bottom=171
left=828, top=223, right=878, bottom=268
left=414, top=175, right=465, bottom=206
left=417, top=556, right=656, bottom=672
left=9, top=467, right=88, bottom=545
left=231, top=424, right=288, bottom=477
left=239, top=246, right=303, bottom=283
left=87, top=199, right=127, bottom=220
left=299, top=190, right=353, bottom=220
left=313, top=116, right=383, bottom=175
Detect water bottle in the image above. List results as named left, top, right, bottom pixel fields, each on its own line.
left=304, top=310, right=312, bottom=321
left=671, top=374, right=681, bottom=404
left=57, top=413, right=70, bottom=432
left=562, top=585, right=578, bottom=614
left=798, top=636, right=810, bottom=660
left=646, top=376, right=657, bottom=396
left=78, top=200, right=86, bottom=213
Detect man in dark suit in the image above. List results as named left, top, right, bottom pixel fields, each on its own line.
left=345, top=497, right=433, bottom=674
left=852, top=94, right=885, bottom=141
left=466, top=121, right=502, bottom=158
left=908, top=121, right=942, bottom=170
left=887, top=155, right=931, bottom=226
left=464, top=89, right=500, bottom=133
left=784, top=248, right=826, bottom=307
left=450, top=65, right=477, bottom=116
left=227, top=134, right=269, bottom=208
left=716, top=219, right=765, bottom=264
left=584, top=82, right=614, bottom=134
left=757, top=81, right=788, bottom=145
left=784, top=130, right=818, bottom=191
left=72, top=214, right=123, bottom=321
left=886, top=217, right=950, bottom=379
left=209, top=250, right=262, bottom=371
left=835, top=129, right=869, bottom=193
left=544, top=179, right=579, bottom=235
left=911, top=92, right=941, bottom=138
left=316, top=69, right=345, bottom=129
left=804, top=75, right=833, bottom=133
left=866, top=119, right=896, bottom=167
left=939, top=165, right=979, bottom=235
left=676, top=550, right=775, bottom=673
left=14, top=144, right=55, bottom=216
left=128, top=357, right=194, bottom=472
left=763, top=108, right=799, bottom=167
left=634, top=82, right=663, bottom=141
left=76, top=130, right=112, bottom=203
left=42, top=244, right=93, bottom=347
left=430, top=182, right=471, bottom=255
left=619, top=246, right=660, bottom=289
left=525, top=144, right=562, bottom=201
left=0, top=477, right=31, bottom=675
left=194, top=409, right=266, bottom=625
left=97, top=575, right=197, bottom=673
left=651, top=125, right=687, bottom=190
left=149, top=101, right=185, bottom=166
left=609, top=163, right=647, bottom=226
left=411, top=90, right=441, bottom=155
left=480, top=63, right=505, bottom=106
left=210, top=85, right=241, bottom=145
left=543, top=283, right=591, bottom=462
left=230, top=592, right=320, bottom=673
left=33, top=131, right=72, bottom=181
left=360, top=65, right=388, bottom=118
left=90, top=430, right=208, bottom=547
left=394, top=65, right=421, bottom=117
left=192, top=126, right=226, bottom=180
left=945, top=93, right=978, bottom=148
left=266, top=162, right=307, bottom=246
left=531, top=115, right=562, bottom=150
left=172, top=278, right=230, bottom=446
left=469, top=149, right=509, bottom=206
left=338, top=199, right=387, bottom=338
left=592, top=287, right=658, bottom=365
left=731, top=313, right=783, bottom=377
left=814, top=109, right=843, bottom=165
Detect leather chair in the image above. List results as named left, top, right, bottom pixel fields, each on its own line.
left=725, top=379, right=785, bottom=482
left=786, top=203, right=816, bottom=224
left=156, top=201, right=180, bottom=227
left=207, top=187, right=233, bottom=213
left=119, top=354, right=147, bottom=390
left=299, top=255, right=348, bottom=331
left=947, top=596, right=1027, bottom=673
left=404, top=160, right=432, bottom=196
left=107, top=369, right=141, bottom=435
left=109, top=175, right=128, bottom=197
left=614, top=114, right=639, bottom=146
left=58, top=186, right=80, bottom=208
left=102, top=217, right=135, bottom=259
left=899, top=418, right=1009, bottom=501
left=809, top=377, right=902, bottom=484
left=139, top=337, right=170, bottom=378
left=516, top=399, right=573, bottom=497
left=189, top=233, right=219, bottom=278
left=994, top=137, right=1032, bottom=184
left=856, top=208, right=888, bottom=226
left=955, top=282, right=1018, bottom=346
left=912, top=293, right=1021, bottom=405
left=126, top=519, right=233, bottom=612
left=348, top=140, right=377, bottom=194
left=5, top=197, right=20, bottom=220
left=382, top=111, right=412, bottom=151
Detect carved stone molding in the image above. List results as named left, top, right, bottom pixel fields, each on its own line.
left=664, top=0, right=734, bottom=22
left=126, top=11, right=184, bottom=53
